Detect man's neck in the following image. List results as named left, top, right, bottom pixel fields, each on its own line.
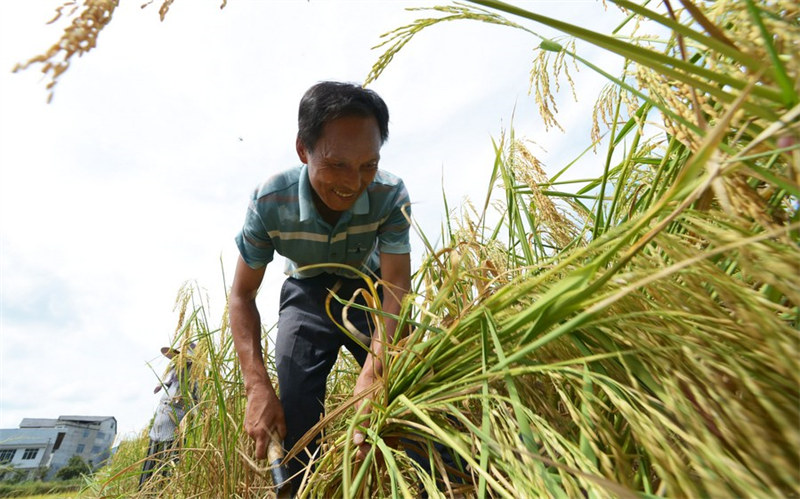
left=312, top=191, right=342, bottom=225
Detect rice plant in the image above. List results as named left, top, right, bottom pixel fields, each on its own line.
left=305, top=1, right=799, bottom=497
left=62, top=0, right=800, bottom=497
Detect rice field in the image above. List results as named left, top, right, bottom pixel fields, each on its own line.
left=28, top=0, right=798, bottom=497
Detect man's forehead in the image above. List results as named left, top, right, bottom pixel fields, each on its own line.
left=315, top=125, right=382, bottom=159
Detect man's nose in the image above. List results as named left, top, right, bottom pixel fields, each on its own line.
left=342, top=166, right=361, bottom=190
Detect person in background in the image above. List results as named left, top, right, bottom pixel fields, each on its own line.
left=139, top=342, right=197, bottom=489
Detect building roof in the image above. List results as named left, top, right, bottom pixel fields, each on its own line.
left=17, top=416, right=116, bottom=430
left=57, top=416, right=116, bottom=424
left=0, top=428, right=60, bottom=447
left=19, top=418, right=58, bottom=428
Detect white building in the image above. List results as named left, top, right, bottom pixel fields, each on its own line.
left=0, top=415, right=117, bottom=481
left=0, top=428, right=57, bottom=481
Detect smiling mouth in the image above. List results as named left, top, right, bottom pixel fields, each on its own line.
left=333, top=189, right=356, bottom=198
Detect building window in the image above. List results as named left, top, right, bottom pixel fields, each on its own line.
left=91, top=446, right=102, bottom=454
left=22, top=448, right=38, bottom=460
left=76, top=444, right=85, bottom=454
left=97, top=432, right=105, bottom=440
left=82, top=430, right=89, bottom=438
left=0, top=449, right=14, bottom=463
left=54, top=432, right=66, bottom=450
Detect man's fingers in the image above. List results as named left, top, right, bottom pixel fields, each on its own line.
left=353, top=370, right=377, bottom=462
left=355, top=442, right=369, bottom=461
left=254, top=434, right=267, bottom=460
left=353, top=430, right=371, bottom=461
left=276, top=420, right=287, bottom=442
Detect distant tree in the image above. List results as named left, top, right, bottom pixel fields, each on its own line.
left=55, top=455, right=92, bottom=480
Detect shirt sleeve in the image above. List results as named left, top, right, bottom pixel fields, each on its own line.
left=234, top=191, right=275, bottom=269
left=377, top=180, right=412, bottom=254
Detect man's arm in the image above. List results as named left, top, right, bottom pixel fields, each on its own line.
left=230, top=255, right=286, bottom=459
left=352, top=251, right=411, bottom=458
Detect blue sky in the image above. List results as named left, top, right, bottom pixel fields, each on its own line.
left=0, top=0, right=625, bottom=439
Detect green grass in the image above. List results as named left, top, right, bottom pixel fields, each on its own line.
left=0, top=479, right=83, bottom=499
left=5, top=495, right=81, bottom=499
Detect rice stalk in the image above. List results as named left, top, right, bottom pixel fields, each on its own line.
left=13, top=0, right=119, bottom=102
left=14, top=0, right=233, bottom=101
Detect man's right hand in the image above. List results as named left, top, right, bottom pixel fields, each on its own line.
left=230, top=256, right=284, bottom=460
left=245, top=384, right=287, bottom=459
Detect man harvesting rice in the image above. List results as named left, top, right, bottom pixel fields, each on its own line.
left=230, top=81, right=411, bottom=494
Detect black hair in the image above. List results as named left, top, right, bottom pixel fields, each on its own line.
left=297, top=81, right=389, bottom=151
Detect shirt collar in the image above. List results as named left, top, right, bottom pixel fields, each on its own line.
left=298, top=164, right=370, bottom=221
left=352, top=188, right=370, bottom=215
left=298, top=164, right=316, bottom=222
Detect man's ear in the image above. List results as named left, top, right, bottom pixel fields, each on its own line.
left=296, top=136, right=309, bottom=164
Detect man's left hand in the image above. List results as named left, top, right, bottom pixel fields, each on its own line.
left=352, top=359, right=381, bottom=460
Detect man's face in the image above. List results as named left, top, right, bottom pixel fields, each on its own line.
left=297, top=115, right=382, bottom=217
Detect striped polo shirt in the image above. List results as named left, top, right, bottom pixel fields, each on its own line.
left=235, top=164, right=411, bottom=279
